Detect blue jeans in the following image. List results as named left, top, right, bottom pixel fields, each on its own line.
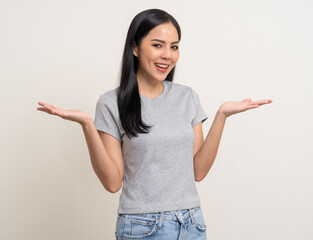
left=115, top=206, right=207, bottom=239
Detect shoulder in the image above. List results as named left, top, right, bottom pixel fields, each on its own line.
left=166, top=81, right=203, bottom=107
left=97, top=87, right=119, bottom=103
left=96, top=87, right=119, bottom=111
left=99, top=87, right=118, bottom=100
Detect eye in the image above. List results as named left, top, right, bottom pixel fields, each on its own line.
left=153, top=44, right=162, bottom=48
left=172, top=45, right=179, bottom=50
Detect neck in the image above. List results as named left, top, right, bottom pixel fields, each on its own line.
left=137, top=77, right=164, bottom=99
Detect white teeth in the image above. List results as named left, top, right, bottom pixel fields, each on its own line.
left=155, top=63, right=169, bottom=68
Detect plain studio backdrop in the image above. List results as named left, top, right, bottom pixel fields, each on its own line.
left=1, top=0, right=312, bottom=239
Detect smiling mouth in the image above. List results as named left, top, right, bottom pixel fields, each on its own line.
left=154, top=63, right=169, bottom=69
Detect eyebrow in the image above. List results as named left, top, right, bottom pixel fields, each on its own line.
left=150, top=39, right=179, bottom=44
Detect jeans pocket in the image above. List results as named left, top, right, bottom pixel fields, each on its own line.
left=122, top=216, right=158, bottom=239
left=192, top=207, right=207, bottom=231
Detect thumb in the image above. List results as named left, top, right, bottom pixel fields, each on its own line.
left=242, top=98, right=252, bottom=102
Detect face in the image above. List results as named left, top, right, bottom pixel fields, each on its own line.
left=133, top=22, right=180, bottom=83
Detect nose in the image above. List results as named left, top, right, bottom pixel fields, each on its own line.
left=161, top=46, right=171, bottom=59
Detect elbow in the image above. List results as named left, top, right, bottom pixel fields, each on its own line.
left=105, top=182, right=122, bottom=193
left=195, top=175, right=204, bottom=182
left=103, top=178, right=122, bottom=193
left=107, top=188, right=120, bottom=193
left=194, top=171, right=207, bottom=182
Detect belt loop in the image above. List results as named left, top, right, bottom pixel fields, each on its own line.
left=158, top=211, right=164, bottom=229
left=189, top=208, right=195, bottom=224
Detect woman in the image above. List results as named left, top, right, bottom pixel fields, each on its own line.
left=37, top=8, right=272, bottom=240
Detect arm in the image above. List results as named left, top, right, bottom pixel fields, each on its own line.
left=193, top=98, right=272, bottom=182
left=81, top=117, right=123, bottom=193
left=37, top=102, right=123, bottom=193
left=193, top=111, right=226, bottom=182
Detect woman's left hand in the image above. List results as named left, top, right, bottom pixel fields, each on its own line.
left=218, top=98, right=273, bottom=118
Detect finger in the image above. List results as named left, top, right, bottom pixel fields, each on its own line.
left=245, top=105, right=259, bottom=110
left=44, top=104, right=60, bottom=112
left=37, top=107, right=54, bottom=114
left=38, top=101, right=58, bottom=109
left=45, top=103, right=57, bottom=109
left=252, top=99, right=272, bottom=105
left=37, top=103, right=60, bottom=113
left=38, top=101, right=47, bottom=106
left=256, top=99, right=272, bottom=103
left=242, top=98, right=252, bottom=102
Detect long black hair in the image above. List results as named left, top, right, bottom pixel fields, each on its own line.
left=117, top=9, right=181, bottom=139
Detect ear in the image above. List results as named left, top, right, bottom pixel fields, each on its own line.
left=133, top=42, right=138, bottom=57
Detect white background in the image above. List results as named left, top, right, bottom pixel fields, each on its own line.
left=1, top=0, right=312, bottom=239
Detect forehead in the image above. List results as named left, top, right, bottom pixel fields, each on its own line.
left=144, top=23, right=179, bottom=42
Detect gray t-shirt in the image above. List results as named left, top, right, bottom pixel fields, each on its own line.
left=94, top=80, right=208, bottom=214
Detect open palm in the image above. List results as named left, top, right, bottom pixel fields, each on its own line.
left=37, top=102, right=91, bottom=125
left=218, top=98, right=272, bottom=118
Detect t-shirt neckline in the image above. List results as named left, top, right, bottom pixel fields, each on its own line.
left=140, top=80, right=168, bottom=102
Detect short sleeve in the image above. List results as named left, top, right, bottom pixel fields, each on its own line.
left=94, top=95, right=122, bottom=143
left=191, top=88, right=208, bottom=127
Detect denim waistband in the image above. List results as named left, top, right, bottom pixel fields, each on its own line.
left=118, top=206, right=200, bottom=228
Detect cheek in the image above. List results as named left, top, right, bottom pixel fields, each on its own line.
left=141, top=46, right=158, bottom=58
left=173, top=52, right=180, bottom=63
left=150, top=50, right=160, bottom=60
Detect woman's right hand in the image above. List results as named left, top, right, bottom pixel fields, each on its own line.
left=37, top=102, right=92, bottom=126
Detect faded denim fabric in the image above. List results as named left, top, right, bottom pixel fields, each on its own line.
left=115, top=206, right=207, bottom=240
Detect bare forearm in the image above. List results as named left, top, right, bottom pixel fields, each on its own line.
left=81, top=117, right=122, bottom=192
left=194, top=111, right=226, bottom=181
